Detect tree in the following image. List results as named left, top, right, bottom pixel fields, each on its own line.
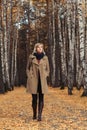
left=0, top=0, right=87, bottom=96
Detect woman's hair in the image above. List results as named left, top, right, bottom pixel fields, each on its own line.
left=33, top=43, right=45, bottom=54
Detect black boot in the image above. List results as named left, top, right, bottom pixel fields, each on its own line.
left=37, top=102, right=44, bottom=121
left=68, top=88, right=73, bottom=95
left=32, top=94, right=37, bottom=120
left=33, top=108, right=37, bottom=120
left=32, top=104, right=37, bottom=120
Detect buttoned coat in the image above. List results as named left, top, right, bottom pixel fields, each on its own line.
left=26, top=54, right=50, bottom=94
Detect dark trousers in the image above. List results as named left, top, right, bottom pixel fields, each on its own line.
left=32, top=93, right=44, bottom=119
left=32, top=93, right=44, bottom=108
left=32, top=71, right=44, bottom=120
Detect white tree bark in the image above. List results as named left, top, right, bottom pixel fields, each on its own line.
left=77, top=0, right=85, bottom=89
left=67, top=0, right=75, bottom=90
left=51, top=0, right=56, bottom=85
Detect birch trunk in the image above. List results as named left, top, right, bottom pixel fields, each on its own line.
left=46, top=0, right=52, bottom=86
left=81, top=0, right=87, bottom=96
left=14, top=29, right=18, bottom=85
left=77, top=0, right=84, bottom=89
left=75, top=2, right=81, bottom=89
left=66, top=1, right=75, bottom=94
left=0, top=0, right=5, bottom=93
left=58, top=3, right=67, bottom=88
left=51, top=0, right=56, bottom=86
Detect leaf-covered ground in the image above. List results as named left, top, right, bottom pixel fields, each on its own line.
left=0, top=86, right=87, bottom=130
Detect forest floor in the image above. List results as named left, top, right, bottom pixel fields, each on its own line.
left=0, top=86, right=87, bottom=130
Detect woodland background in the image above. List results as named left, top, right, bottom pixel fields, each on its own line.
left=0, top=0, right=87, bottom=94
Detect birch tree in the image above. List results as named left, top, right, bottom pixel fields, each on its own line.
left=58, top=1, right=67, bottom=88
left=79, top=0, right=87, bottom=96
left=0, top=0, right=5, bottom=93
left=66, top=1, right=76, bottom=94
left=0, top=0, right=87, bottom=96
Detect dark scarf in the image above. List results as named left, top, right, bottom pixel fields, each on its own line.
left=33, top=52, right=45, bottom=60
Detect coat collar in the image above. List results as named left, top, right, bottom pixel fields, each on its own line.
left=30, top=54, right=46, bottom=65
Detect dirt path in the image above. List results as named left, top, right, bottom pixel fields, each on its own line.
left=0, top=86, right=87, bottom=130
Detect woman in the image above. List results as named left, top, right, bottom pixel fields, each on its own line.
left=26, top=43, right=50, bottom=121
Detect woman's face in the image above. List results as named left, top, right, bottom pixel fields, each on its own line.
left=36, top=45, right=43, bottom=53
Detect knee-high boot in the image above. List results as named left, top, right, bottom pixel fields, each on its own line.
left=38, top=101, right=44, bottom=121
left=32, top=94, right=37, bottom=120
left=32, top=103, right=37, bottom=120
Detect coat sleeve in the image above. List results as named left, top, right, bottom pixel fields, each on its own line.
left=26, top=55, right=32, bottom=76
left=46, top=56, right=50, bottom=77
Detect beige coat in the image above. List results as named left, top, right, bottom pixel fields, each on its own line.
left=26, top=54, right=50, bottom=94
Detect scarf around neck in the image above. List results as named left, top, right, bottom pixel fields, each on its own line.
left=33, top=52, right=45, bottom=60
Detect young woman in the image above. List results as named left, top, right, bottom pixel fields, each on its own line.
left=26, top=43, right=50, bottom=121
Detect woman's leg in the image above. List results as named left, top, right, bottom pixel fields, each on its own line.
left=32, top=94, right=37, bottom=119
left=37, top=71, right=44, bottom=121
left=38, top=93, right=44, bottom=121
